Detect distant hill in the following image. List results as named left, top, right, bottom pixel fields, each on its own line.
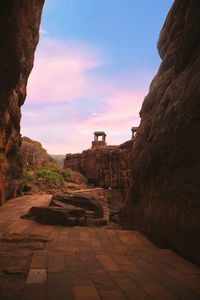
left=51, top=155, right=66, bottom=167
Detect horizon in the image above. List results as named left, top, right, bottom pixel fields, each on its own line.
left=21, top=0, right=174, bottom=154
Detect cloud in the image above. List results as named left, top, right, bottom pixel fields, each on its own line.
left=27, top=37, right=102, bottom=103
left=22, top=36, right=152, bottom=154
left=39, top=28, right=48, bottom=35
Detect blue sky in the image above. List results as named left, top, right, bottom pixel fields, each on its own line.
left=21, top=0, right=174, bottom=154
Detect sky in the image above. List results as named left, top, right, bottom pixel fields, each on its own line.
left=21, top=0, right=174, bottom=154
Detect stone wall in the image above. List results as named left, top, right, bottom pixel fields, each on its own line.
left=121, top=0, right=200, bottom=265
left=0, top=1, right=44, bottom=204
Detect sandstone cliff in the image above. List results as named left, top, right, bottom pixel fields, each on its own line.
left=21, top=137, right=53, bottom=169
left=64, top=140, right=133, bottom=195
left=0, top=1, right=44, bottom=203
left=122, top=0, right=200, bottom=265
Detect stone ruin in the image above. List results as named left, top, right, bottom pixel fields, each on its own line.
left=92, top=131, right=107, bottom=148
left=131, top=127, right=138, bottom=139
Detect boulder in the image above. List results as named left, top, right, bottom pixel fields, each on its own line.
left=21, top=206, right=87, bottom=226
left=51, top=193, right=104, bottom=218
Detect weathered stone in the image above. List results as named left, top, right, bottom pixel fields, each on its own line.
left=121, top=0, right=200, bottom=265
left=21, top=206, right=87, bottom=226
left=51, top=193, right=104, bottom=218
left=64, top=140, right=133, bottom=194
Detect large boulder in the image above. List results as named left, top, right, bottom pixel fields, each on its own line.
left=51, top=192, right=104, bottom=218
left=21, top=206, right=87, bottom=226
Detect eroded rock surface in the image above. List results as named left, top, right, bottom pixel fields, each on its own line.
left=64, top=140, right=133, bottom=194
left=122, top=0, right=200, bottom=265
left=22, top=188, right=111, bottom=227
left=21, top=136, right=53, bottom=169
left=0, top=1, right=44, bottom=204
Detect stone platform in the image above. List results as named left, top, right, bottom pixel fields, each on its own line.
left=0, top=195, right=199, bottom=299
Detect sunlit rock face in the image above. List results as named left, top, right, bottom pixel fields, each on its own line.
left=21, top=137, right=53, bottom=169
left=122, top=0, right=200, bottom=264
left=64, top=140, right=134, bottom=195
left=0, top=1, right=44, bottom=204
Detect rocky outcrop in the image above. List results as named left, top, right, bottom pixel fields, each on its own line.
left=0, top=1, right=44, bottom=204
left=51, top=192, right=104, bottom=218
left=22, top=189, right=110, bottom=227
left=21, top=137, right=53, bottom=169
left=64, top=140, right=133, bottom=194
left=122, top=0, right=200, bottom=265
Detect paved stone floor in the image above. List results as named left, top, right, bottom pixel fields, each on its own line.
left=0, top=195, right=200, bottom=300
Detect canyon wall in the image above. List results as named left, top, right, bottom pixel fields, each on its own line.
left=64, top=140, right=134, bottom=196
left=122, top=0, right=200, bottom=264
left=0, top=1, right=44, bottom=204
left=21, top=137, right=53, bottom=169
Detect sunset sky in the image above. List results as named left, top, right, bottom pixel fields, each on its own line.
left=21, top=0, right=174, bottom=154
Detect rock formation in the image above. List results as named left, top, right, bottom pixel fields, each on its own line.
left=64, top=140, right=133, bottom=195
left=121, top=0, right=200, bottom=265
left=22, top=189, right=109, bottom=227
left=0, top=1, right=44, bottom=204
left=21, top=136, right=53, bottom=169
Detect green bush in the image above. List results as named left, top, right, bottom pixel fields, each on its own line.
left=45, top=162, right=73, bottom=182
left=36, top=168, right=64, bottom=186
left=23, top=159, right=74, bottom=186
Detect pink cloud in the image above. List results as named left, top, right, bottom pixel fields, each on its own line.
left=79, top=90, right=144, bottom=137
left=27, top=37, right=102, bottom=103
left=22, top=36, right=153, bottom=153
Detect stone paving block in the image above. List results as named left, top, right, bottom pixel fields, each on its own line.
left=73, top=284, right=101, bottom=300
left=109, top=271, right=152, bottom=300
left=96, top=254, right=121, bottom=272
left=47, top=272, right=74, bottom=300
left=90, top=269, right=117, bottom=291
left=47, top=255, right=65, bottom=272
left=30, top=255, right=47, bottom=269
left=26, top=269, right=47, bottom=285
left=99, top=289, right=128, bottom=300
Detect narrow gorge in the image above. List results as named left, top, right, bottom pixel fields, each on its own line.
left=0, top=1, right=200, bottom=298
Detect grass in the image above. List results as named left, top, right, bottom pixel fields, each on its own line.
left=36, top=168, right=64, bottom=185
left=23, top=161, right=73, bottom=186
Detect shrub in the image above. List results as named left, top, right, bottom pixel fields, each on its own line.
left=45, top=162, right=73, bottom=182
left=36, top=168, right=64, bottom=186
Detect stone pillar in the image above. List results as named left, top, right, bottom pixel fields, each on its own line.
left=131, top=127, right=138, bottom=139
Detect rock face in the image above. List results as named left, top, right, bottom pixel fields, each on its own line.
left=21, top=137, right=53, bottom=169
left=0, top=1, right=44, bottom=204
left=122, top=0, right=200, bottom=264
left=64, top=140, right=133, bottom=194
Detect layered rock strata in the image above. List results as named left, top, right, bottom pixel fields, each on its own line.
left=0, top=1, right=44, bottom=204
left=64, top=140, right=133, bottom=194
left=122, top=0, right=200, bottom=265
